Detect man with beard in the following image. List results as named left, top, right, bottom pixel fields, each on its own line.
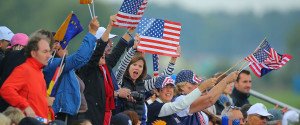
left=231, top=70, right=252, bottom=107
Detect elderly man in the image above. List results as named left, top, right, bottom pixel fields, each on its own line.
left=246, top=103, right=273, bottom=125
left=0, top=29, right=53, bottom=119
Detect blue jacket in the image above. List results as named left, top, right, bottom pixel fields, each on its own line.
left=43, top=33, right=96, bottom=115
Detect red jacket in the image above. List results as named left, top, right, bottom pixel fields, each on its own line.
left=0, top=58, right=49, bottom=118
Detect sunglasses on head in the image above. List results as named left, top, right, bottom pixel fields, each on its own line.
left=226, top=105, right=241, bottom=113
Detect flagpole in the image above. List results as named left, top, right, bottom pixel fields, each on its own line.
left=50, top=50, right=57, bottom=64
left=88, top=4, right=93, bottom=19
left=216, top=58, right=244, bottom=80
left=92, top=0, right=96, bottom=17
left=253, top=37, right=267, bottom=53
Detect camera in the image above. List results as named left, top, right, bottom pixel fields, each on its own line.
left=130, top=91, right=145, bottom=101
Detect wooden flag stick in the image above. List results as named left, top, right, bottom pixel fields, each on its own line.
left=238, top=61, right=248, bottom=71
left=92, top=0, right=96, bottom=17
left=49, top=50, right=57, bottom=64
left=88, top=4, right=93, bottom=19
left=216, top=58, right=244, bottom=80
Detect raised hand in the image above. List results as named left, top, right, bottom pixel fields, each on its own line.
left=89, top=16, right=100, bottom=35
left=133, top=34, right=140, bottom=49
left=198, top=78, right=217, bottom=92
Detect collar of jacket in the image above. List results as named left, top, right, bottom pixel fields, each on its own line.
left=232, top=88, right=250, bottom=100
left=26, top=57, right=44, bottom=70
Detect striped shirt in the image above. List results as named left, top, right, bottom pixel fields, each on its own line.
left=115, top=47, right=175, bottom=91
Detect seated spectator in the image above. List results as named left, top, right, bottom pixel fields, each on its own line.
left=111, top=112, right=132, bottom=125
left=222, top=106, right=245, bottom=125
left=240, top=104, right=252, bottom=123
left=246, top=103, right=273, bottom=125
left=0, top=113, right=11, bottom=125
left=123, top=110, right=141, bottom=125
left=3, top=106, right=25, bottom=125
left=19, top=117, right=43, bottom=125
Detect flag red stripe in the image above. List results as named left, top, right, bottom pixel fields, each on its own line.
left=162, top=36, right=180, bottom=42
left=116, top=19, right=140, bottom=25
left=138, top=43, right=177, bottom=52
left=116, top=13, right=142, bottom=20
left=138, top=49, right=179, bottom=57
left=163, top=31, right=180, bottom=37
left=141, top=37, right=179, bottom=46
left=164, top=20, right=181, bottom=26
left=164, top=25, right=181, bottom=32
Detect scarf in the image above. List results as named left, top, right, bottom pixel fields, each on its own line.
left=99, top=64, right=115, bottom=111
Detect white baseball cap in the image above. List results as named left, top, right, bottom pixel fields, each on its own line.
left=247, top=103, right=273, bottom=118
left=95, top=27, right=117, bottom=40
left=0, top=26, right=14, bottom=41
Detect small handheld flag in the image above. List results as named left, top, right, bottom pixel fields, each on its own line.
left=54, top=13, right=83, bottom=49
left=137, top=17, right=181, bottom=57
left=244, top=40, right=292, bottom=77
left=114, top=0, right=148, bottom=28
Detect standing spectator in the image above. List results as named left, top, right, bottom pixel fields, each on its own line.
left=0, top=26, right=14, bottom=63
left=0, top=29, right=53, bottom=119
left=0, top=33, right=29, bottom=112
left=0, top=33, right=29, bottom=85
left=231, top=70, right=252, bottom=107
left=43, top=17, right=99, bottom=121
left=8, top=33, right=29, bottom=50
left=246, top=103, right=273, bottom=125
left=77, top=15, right=131, bottom=125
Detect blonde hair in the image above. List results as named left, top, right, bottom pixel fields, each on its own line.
left=0, top=113, right=11, bottom=125
left=3, top=106, right=25, bottom=125
left=175, top=82, right=188, bottom=94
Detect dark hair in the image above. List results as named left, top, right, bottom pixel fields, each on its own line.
left=123, top=110, right=140, bottom=125
left=124, top=54, right=147, bottom=81
left=240, top=104, right=252, bottom=119
left=25, top=29, right=54, bottom=58
left=236, top=70, right=250, bottom=82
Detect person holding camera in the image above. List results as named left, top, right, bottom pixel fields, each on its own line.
left=114, top=34, right=179, bottom=124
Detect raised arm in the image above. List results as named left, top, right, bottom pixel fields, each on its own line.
left=115, top=36, right=139, bottom=85
left=144, top=57, right=177, bottom=91
left=188, top=71, right=238, bottom=114
left=144, top=47, right=180, bottom=91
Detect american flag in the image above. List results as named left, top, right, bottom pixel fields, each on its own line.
left=245, top=44, right=292, bottom=77
left=137, top=17, right=181, bottom=57
left=245, top=39, right=271, bottom=63
left=114, top=0, right=147, bottom=28
left=153, top=54, right=159, bottom=77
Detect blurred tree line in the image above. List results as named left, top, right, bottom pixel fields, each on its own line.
left=1, top=0, right=300, bottom=90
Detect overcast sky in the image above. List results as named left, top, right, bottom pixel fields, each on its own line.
left=103, top=0, right=300, bottom=16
